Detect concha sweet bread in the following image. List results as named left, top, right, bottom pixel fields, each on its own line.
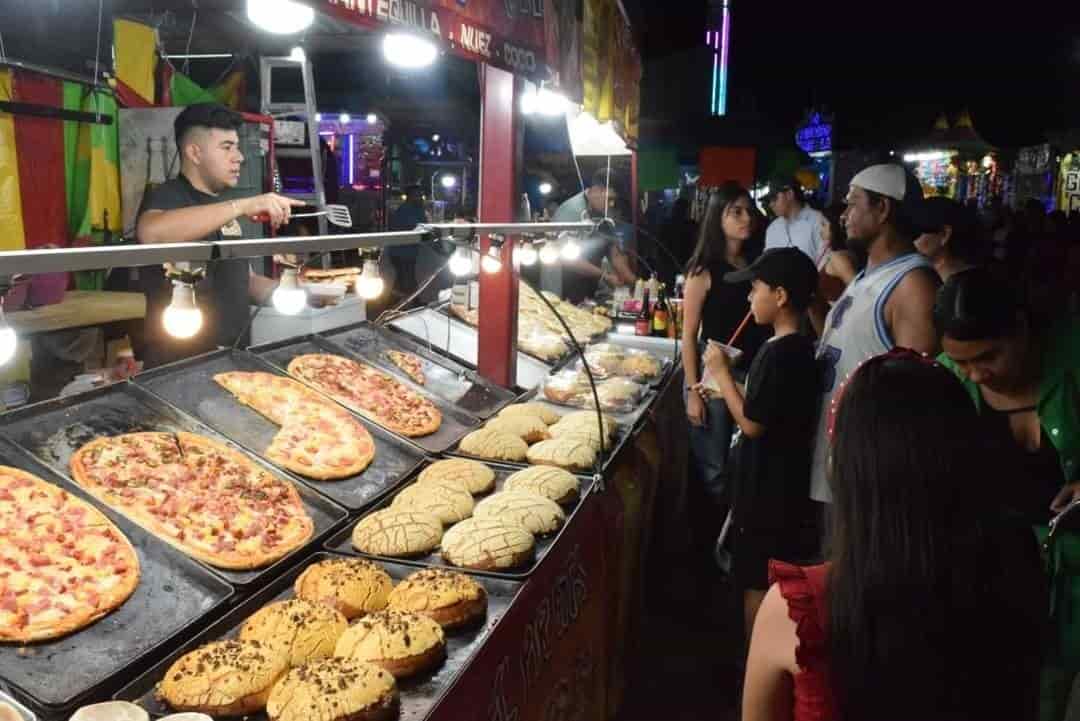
left=474, top=490, right=566, bottom=536
left=441, top=518, right=535, bottom=571
left=265, top=657, right=397, bottom=721
left=334, top=610, right=446, bottom=678
left=458, top=428, right=528, bottom=462
left=391, top=481, right=474, bottom=526
left=483, top=415, right=551, bottom=444
left=497, top=402, right=561, bottom=426
left=351, top=508, right=443, bottom=557
left=294, top=558, right=393, bottom=620
left=418, top=458, right=496, bottom=495
left=504, top=466, right=581, bottom=506
left=158, top=639, right=288, bottom=716
left=239, top=599, right=347, bottom=667
left=386, top=569, right=487, bottom=629
left=526, top=438, right=597, bottom=474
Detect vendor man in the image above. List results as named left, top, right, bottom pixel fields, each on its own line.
left=136, top=103, right=303, bottom=366
left=542, top=168, right=637, bottom=303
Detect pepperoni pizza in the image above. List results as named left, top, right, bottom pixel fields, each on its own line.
left=384, top=350, right=426, bottom=386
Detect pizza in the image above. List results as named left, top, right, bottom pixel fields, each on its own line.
left=385, top=350, right=425, bottom=386
left=286, top=354, right=442, bottom=438
left=213, top=372, right=376, bottom=479
left=69, top=432, right=314, bottom=570
left=0, top=466, right=140, bottom=642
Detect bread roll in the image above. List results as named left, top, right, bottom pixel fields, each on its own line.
left=351, top=508, right=443, bottom=558
left=483, top=415, right=551, bottom=444
left=458, top=428, right=528, bottom=462
left=239, top=599, right=347, bottom=667
left=158, top=639, right=288, bottom=716
left=474, top=490, right=565, bottom=536
left=334, top=610, right=446, bottom=678
left=294, top=558, right=392, bottom=620
left=497, top=402, right=561, bottom=425
left=386, top=568, right=487, bottom=629
left=266, top=657, right=397, bottom=721
left=504, top=466, right=581, bottom=506
left=391, top=481, right=475, bottom=526
left=418, top=458, right=496, bottom=495
left=441, top=518, right=535, bottom=571
left=526, top=439, right=597, bottom=473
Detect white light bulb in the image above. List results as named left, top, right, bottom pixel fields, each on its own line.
left=246, top=0, right=314, bottom=34
left=289, top=46, right=306, bottom=63
left=481, top=246, right=503, bottom=274
left=440, top=174, right=457, bottom=189
left=560, top=237, right=581, bottom=261
left=339, top=113, right=350, bottom=124
left=0, top=310, right=16, bottom=366
left=366, top=113, right=378, bottom=124
left=383, top=33, right=438, bottom=69
left=536, top=87, right=570, bottom=117
left=520, top=86, right=539, bottom=116
left=315, top=112, right=322, bottom=122
left=516, top=242, right=538, bottom=266
left=357, top=260, right=385, bottom=300
left=538, top=182, right=553, bottom=196
left=432, top=134, right=441, bottom=143
left=162, top=282, right=203, bottom=339
left=271, top=269, right=307, bottom=315
left=539, top=243, right=560, bottom=265
left=449, top=247, right=473, bottom=277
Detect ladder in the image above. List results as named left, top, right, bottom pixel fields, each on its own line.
left=259, top=55, right=328, bottom=241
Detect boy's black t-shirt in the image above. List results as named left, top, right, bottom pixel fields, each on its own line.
left=733, top=332, right=821, bottom=534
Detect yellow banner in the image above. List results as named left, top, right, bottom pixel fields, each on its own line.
left=581, top=0, right=640, bottom=147
left=114, top=18, right=157, bottom=104
left=0, top=70, right=26, bottom=252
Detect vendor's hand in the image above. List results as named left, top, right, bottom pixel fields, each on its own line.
left=702, top=343, right=732, bottom=377
left=1051, top=482, right=1080, bottom=514
left=241, top=193, right=306, bottom=229
left=686, top=390, right=707, bottom=427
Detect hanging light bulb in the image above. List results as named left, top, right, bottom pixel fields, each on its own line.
left=162, top=282, right=203, bottom=339
left=366, top=113, right=378, bottom=124
left=440, top=174, right=457, bottom=189
left=383, top=32, right=438, bottom=69
left=357, top=259, right=385, bottom=300
left=449, top=246, right=473, bottom=277
left=538, top=181, right=553, bottom=196
left=271, top=268, right=307, bottom=315
left=481, top=246, right=503, bottom=274
left=246, top=0, right=314, bottom=34
left=288, top=46, right=306, bottom=63
left=536, top=86, right=571, bottom=117
left=516, top=241, right=538, bottom=267
left=339, top=112, right=351, bottom=124
left=560, top=234, right=582, bottom=261
left=0, top=305, right=16, bottom=367
left=539, top=242, right=560, bottom=265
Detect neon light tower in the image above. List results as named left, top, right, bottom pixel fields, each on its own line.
left=706, top=0, right=731, bottom=116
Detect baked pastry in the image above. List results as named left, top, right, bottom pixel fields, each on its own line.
left=391, top=481, right=475, bottom=526
left=441, top=518, right=535, bottom=571
left=549, top=411, right=618, bottom=440
left=266, top=657, right=397, bottom=721
left=497, top=402, right=561, bottom=426
left=386, top=569, right=487, bottom=629
left=351, top=508, right=443, bottom=558
left=334, top=610, right=446, bottom=678
left=294, top=558, right=393, bottom=620
left=474, top=490, right=566, bottom=536
left=504, top=466, right=581, bottom=506
left=483, top=415, right=551, bottom=444
left=620, top=353, right=662, bottom=379
left=526, top=438, right=597, bottom=473
left=418, top=458, right=496, bottom=495
left=458, top=428, right=528, bottom=462
left=158, top=639, right=288, bottom=716
left=239, top=599, right=348, bottom=667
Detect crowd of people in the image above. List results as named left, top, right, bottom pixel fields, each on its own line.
left=674, top=163, right=1080, bottom=720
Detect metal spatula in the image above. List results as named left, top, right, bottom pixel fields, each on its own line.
left=254, top=203, right=353, bottom=228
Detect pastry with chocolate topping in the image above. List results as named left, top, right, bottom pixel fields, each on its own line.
left=158, top=639, right=289, bottom=716
left=294, top=558, right=393, bottom=620
left=239, top=598, right=348, bottom=667
left=386, top=569, right=487, bottom=630
left=335, top=610, right=446, bottom=678
left=266, top=657, right=398, bottom=721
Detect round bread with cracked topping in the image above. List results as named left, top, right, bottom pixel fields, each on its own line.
left=417, top=458, right=496, bottom=495
left=266, top=657, right=397, bottom=721
left=351, top=508, right=443, bottom=558
left=390, top=481, right=475, bottom=526
left=441, top=518, right=535, bottom=571
left=294, top=558, right=393, bottom=620
left=497, top=402, right=561, bottom=425
left=458, top=428, right=528, bottom=462
left=526, top=438, right=597, bottom=473
left=504, top=466, right=581, bottom=506
left=474, top=490, right=566, bottom=536
left=483, top=415, right=551, bottom=444
left=386, top=569, right=487, bottom=629
left=334, top=610, right=446, bottom=678
left=238, top=599, right=347, bottom=667
left=549, top=412, right=617, bottom=440
left=158, top=639, right=289, bottom=716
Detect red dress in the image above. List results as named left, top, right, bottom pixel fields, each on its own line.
left=768, top=561, right=837, bottom=721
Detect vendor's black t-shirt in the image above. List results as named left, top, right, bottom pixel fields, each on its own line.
left=138, top=175, right=252, bottom=367
left=733, top=332, right=820, bottom=536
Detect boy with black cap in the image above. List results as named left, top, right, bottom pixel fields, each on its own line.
left=700, top=247, right=822, bottom=638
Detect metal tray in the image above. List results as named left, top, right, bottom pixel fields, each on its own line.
left=325, top=462, right=594, bottom=580
left=249, top=335, right=481, bottom=455
left=133, top=349, right=427, bottom=513
left=435, top=304, right=582, bottom=368
left=0, top=382, right=348, bottom=588
left=0, top=438, right=234, bottom=719
left=114, top=551, right=522, bottom=721
left=319, top=322, right=518, bottom=419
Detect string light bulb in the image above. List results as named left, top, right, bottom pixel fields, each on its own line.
left=449, top=246, right=473, bottom=277
left=539, top=242, right=560, bottom=265
left=162, top=281, right=203, bottom=339
left=481, top=246, right=503, bottom=274
left=560, top=234, right=582, bottom=261
left=0, top=304, right=16, bottom=367
left=357, top=259, right=385, bottom=300
left=271, top=268, right=307, bottom=315
left=516, top=241, right=538, bottom=266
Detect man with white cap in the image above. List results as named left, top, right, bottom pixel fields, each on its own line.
left=808, top=164, right=940, bottom=506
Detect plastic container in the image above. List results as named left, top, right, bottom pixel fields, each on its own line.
left=699, top=340, right=743, bottom=393
left=541, top=369, right=645, bottom=412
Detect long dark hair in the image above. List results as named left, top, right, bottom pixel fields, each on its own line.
left=827, top=353, right=1045, bottom=721
left=686, top=181, right=754, bottom=276
left=933, top=267, right=1025, bottom=341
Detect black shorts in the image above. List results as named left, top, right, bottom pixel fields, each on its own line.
left=732, top=522, right=820, bottom=591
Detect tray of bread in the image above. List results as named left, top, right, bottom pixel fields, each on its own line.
left=133, top=349, right=427, bottom=513
left=319, top=322, right=519, bottom=420
left=112, top=552, right=521, bottom=721
left=249, top=335, right=482, bottom=456
left=539, top=368, right=647, bottom=413
left=0, top=437, right=234, bottom=720
left=446, top=303, right=572, bottom=366
left=324, top=457, right=594, bottom=580
left=0, top=381, right=347, bottom=588
left=574, top=342, right=672, bottom=386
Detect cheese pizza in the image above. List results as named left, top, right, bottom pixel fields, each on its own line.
left=0, top=465, right=140, bottom=642
left=70, top=432, right=314, bottom=570
left=384, top=350, right=425, bottom=386
left=287, top=354, right=442, bottom=438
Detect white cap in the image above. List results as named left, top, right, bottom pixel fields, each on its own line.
left=849, top=163, right=924, bottom=222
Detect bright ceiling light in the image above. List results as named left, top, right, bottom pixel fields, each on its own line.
left=246, top=0, right=314, bottom=34
left=289, top=46, right=306, bottom=63
left=520, top=86, right=539, bottom=116
left=0, top=306, right=16, bottom=367
left=162, top=282, right=203, bottom=339
left=383, top=32, right=438, bottom=69
left=315, top=112, right=322, bottom=122
left=481, top=246, right=503, bottom=274
left=538, top=181, right=553, bottom=196
left=560, top=236, right=581, bottom=261
left=539, top=242, right=560, bottom=265
left=432, top=134, right=441, bottom=143
left=356, top=259, right=385, bottom=300
left=536, top=86, right=571, bottom=117
left=440, top=174, right=457, bottom=189
left=516, top=242, right=538, bottom=267
left=339, top=113, right=350, bottom=124
left=271, top=268, right=307, bottom=315
left=449, top=246, right=473, bottom=277
left=366, top=113, right=378, bottom=124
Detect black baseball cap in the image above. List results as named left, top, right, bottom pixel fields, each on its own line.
left=724, top=247, right=819, bottom=309
left=764, top=175, right=801, bottom=202
left=912, top=196, right=977, bottom=236
left=173, top=103, right=242, bottom=150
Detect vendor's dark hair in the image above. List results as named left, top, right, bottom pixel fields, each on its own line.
left=174, top=103, right=242, bottom=152
left=828, top=354, right=1044, bottom=721
left=933, top=268, right=1024, bottom=341
left=686, top=181, right=753, bottom=277
left=590, top=167, right=621, bottom=190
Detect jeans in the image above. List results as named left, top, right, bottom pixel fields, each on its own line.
left=686, top=387, right=735, bottom=505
